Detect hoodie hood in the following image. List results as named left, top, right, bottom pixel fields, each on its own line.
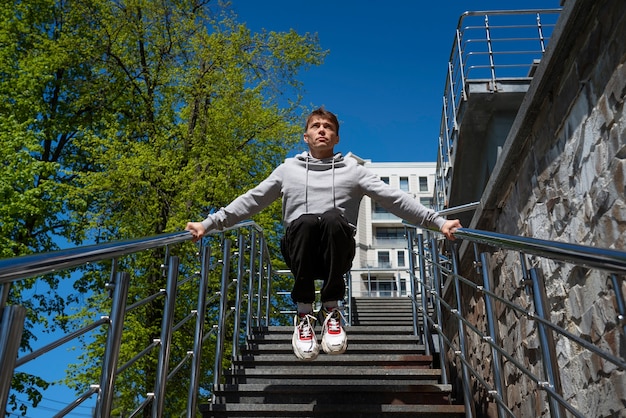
left=294, top=151, right=349, bottom=168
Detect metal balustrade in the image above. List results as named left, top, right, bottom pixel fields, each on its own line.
left=2, top=213, right=625, bottom=416
left=434, top=9, right=561, bottom=211
left=0, top=221, right=275, bottom=417
left=404, top=224, right=626, bottom=418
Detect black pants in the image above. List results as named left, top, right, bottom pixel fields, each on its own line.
left=280, top=210, right=356, bottom=304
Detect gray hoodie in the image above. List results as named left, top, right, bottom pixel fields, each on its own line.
left=201, top=152, right=446, bottom=232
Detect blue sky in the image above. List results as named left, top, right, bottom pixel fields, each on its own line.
left=12, top=1, right=562, bottom=416
left=234, top=0, right=562, bottom=162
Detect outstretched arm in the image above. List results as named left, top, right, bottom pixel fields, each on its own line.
left=440, top=219, right=462, bottom=240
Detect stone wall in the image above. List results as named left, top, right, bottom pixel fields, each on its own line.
left=453, top=0, right=626, bottom=416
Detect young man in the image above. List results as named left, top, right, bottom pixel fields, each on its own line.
left=185, top=107, right=462, bottom=360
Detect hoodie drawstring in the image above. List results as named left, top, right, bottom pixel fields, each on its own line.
left=303, top=152, right=339, bottom=214
left=305, top=157, right=309, bottom=213
left=331, top=157, right=336, bottom=209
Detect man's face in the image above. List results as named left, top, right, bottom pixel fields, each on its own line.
left=304, top=116, right=339, bottom=159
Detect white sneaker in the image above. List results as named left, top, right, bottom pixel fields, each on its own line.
left=320, top=308, right=347, bottom=355
left=292, top=314, right=319, bottom=360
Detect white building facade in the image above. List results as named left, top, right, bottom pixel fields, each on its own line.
left=350, top=155, right=437, bottom=298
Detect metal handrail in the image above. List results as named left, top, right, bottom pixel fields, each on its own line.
left=0, top=221, right=275, bottom=417
left=0, top=231, right=192, bottom=284
left=454, top=228, right=626, bottom=274
left=0, top=221, right=264, bottom=285
left=4, top=202, right=625, bottom=418
left=407, top=225, right=626, bottom=418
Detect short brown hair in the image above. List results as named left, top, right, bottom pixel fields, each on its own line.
left=304, top=107, right=340, bottom=135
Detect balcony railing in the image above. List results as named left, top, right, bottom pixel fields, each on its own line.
left=372, top=237, right=407, bottom=247
left=434, top=8, right=561, bottom=211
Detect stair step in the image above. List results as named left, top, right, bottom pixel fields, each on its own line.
left=202, top=402, right=465, bottom=417
left=242, top=345, right=425, bottom=355
left=225, top=366, right=442, bottom=379
left=201, top=297, right=464, bottom=417
left=263, top=325, right=415, bottom=334
left=244, top=333, right=425, bottom=351
left=212, top=382, right=454, bottom=404
left=352, top=320, right=415, bottom=326
left=231, top=353, right=433, bottom=367
left=248, top=332, right=420, bottom=343
left=224, top=375, right=442, bottom=384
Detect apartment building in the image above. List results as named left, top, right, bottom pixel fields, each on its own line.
left=349, top=154, right=436, bottom=298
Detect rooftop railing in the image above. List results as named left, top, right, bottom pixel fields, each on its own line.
left=434, top=9, right=561, bottom=211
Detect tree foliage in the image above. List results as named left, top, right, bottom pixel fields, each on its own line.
left=1, top=0, right=325, bottom=415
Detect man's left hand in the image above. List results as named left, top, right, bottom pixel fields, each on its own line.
left=441, top=219, right=462, bottom=240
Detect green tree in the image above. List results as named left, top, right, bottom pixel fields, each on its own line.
left=0, top=0, right=116, bottom=412
left=2, top=0, right=325, bottom=415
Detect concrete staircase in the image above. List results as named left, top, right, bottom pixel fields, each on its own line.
left=201, top=297, right=465, bottom=417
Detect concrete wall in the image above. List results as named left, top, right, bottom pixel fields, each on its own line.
left=453, top=0, right=626, bottom=416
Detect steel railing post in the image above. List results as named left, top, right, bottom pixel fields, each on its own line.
left=479, top=253, right=506, bottom=417
left=152, top=256, right=180, bottom=417
left=256, top=234, right=265, bottom=328
left=610, top=274, right=626, bottom=336
left=484, top=15, right=497, bottom=90
left=345, top=271, right=352, bottom=326
left=95, top=271, right=130, bottom=418
left=430, top=236, right=448, bottom=384
left=406, top=228, right=419, bottom=338
left=213, top=239, right=232, bottom=388
left=0, top=305, right=26, bottom=413
left=451, top=246, right=474, bottom=418
left=529, top=267, right=564, bottom=418
left=417, top=234, right=431, bottom=356
left=265, top=265, right=272, bottom=326
left=246, top=230, right=257, bottom=338
left=232, top=233, right=246, bottom=358
left=263, top=238, right=272, bottom=327
left=265, top=261, right=274, bottom=327
left=455, top=28, right=468, bottom=102
left=187, top=246, right=211, bottom=418
left=537, top=13, right=546, bottom=53
left=447, top=62, right=459, bottom=130
left=0, top=283, right=10, bottom=310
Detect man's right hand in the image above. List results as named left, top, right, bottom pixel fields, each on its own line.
left=185, top=222, right=206, bottom=242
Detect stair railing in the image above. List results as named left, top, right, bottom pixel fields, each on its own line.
left=405, top=224, right=626, bottom=418
left=0, top=220, right=273, bottom=417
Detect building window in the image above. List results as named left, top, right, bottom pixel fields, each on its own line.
left=373, top=202, right=388, bottom=214
left=377, top=251, right=390, bottom=268
left=419, top=176, right=428, bottom=192
left=399, top=278, right=406, bottom=295
left=376, top=280, right=394, bottom=297
left=381, top=176, right=389, bottom=184
left=364, top=277, right=405, bottom=297
left=420, top=197, right=433, bottom=208
left=399, top=176, right=409, bottom=191
left=397, top=250, right=405, bottom=267
left=372, top=202, right=399, bottom=220
left=375, top=228, right=405, bottom=246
